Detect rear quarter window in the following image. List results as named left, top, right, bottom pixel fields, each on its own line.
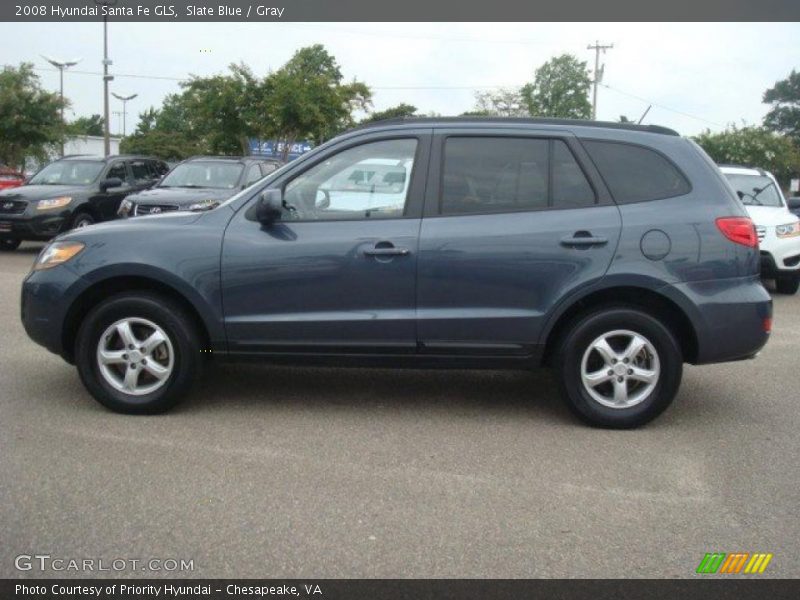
left=582, top=140, right=691, bottom=204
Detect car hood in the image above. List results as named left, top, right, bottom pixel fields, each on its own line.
left=59, top=211, right=207, bottom=243
left=127, top=186, right=235, bottom=206
left=743, top=205, right=800, bottom=227
left=0, top=184, right=88, bottom=200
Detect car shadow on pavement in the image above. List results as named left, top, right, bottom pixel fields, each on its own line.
left=176, top=362, right=574, bottom=423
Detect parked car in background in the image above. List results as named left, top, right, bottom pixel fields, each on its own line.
left=788, top=196, right=800, bottom=218
left=719, top=165, right=800, bottom=294
left=0, top=166, right=25, bottom=191
left=0, top=155, right=168, bottom=251
left=118, top=156, right=283, bottom=217
left=21, top=118, right=772, bottom=428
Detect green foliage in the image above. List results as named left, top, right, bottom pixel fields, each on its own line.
left=471, top=89, right=527, bottom=117
left=693, top=125, right=800, bottom=185
left=0, top=63, right=66, bottom=170
left=520, top=54, right=592, bottom=119
left=263, top=45, right=372, bottom=158
left=67, top=114, right=104, bottom=136
left=361, top=103, right=418, bottom=124
left=119, top=130, right=204, bottom=161
left=763, top=69, right=800, bottom=145
left=127, top=45, right=371, bottom=162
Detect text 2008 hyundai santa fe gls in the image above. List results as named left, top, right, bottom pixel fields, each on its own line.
left=20, top=118, right=772, bottom=428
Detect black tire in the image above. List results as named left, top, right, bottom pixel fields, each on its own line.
left=75, top=292, right=201, bottom=414
left=0, top=238, right=21, bottom=251
left=775, top=275, right=799, bottom=295
left=555, top=307, right=683, bottom=429
left=70, top=211, right=95, bottom=230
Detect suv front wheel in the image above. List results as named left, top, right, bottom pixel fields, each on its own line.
left=75, top=292, right=202, bottom=414
left=556, top=307, right=683, bottom=428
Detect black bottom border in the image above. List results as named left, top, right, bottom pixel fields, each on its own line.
left=3, top=579, right=800, bottom=600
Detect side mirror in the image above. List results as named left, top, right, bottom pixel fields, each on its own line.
left=100, top=177, right=123, bottom=192
left=256, top=189, right=284, bottom=225
left=787, top=197, right=800, bottom=210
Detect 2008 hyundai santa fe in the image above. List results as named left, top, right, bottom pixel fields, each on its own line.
left=20, top=118, right=773, bottom=428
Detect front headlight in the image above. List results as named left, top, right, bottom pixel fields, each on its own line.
left=36, top=196, right=72, bottom=211
left=776, top=222, right=800, bottom=238
left=118, top=198, right=133, bottom=216
left=33, top=241, right=85, bottom=271
left=187, top=199, right=219, bottom=212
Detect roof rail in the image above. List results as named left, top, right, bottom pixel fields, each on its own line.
left=353, top=116, right=680, bottom=136
left=184, top=155, right=245, bottom=161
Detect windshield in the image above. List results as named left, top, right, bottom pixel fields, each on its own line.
left=724, top=173, right=784, bottom=207
left=218, top=160, right=296, bottom=209
left=159, top=161, right=244, bottom=189
left=28, top=161, right=104, bottom=186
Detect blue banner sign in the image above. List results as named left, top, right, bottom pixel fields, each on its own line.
left=249, top=139, right=313, bottom=161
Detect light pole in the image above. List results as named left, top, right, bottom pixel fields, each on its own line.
left=42, top=55, right=81, bottom=157
left=112, top=92, right=137, bottom=136
left=95, top=0, right=117, bottom=157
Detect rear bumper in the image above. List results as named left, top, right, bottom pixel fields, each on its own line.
left=668, top=276, right=772, bottom=365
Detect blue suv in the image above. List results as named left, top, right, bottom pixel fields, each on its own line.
left=20, top=118, right=772, bottom=427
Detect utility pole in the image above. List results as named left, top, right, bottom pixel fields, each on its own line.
left=112, top=92, right=137, bottom=136
left=95, top=0, right=117, bottom=156
left=587, top=40, right=613, bottom=120
left=42, top=56, right=81, bottom=156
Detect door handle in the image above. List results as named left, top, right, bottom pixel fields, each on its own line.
left=364, top=246, right=410, bottom=257
left=560, top=231, right=608, bottom=247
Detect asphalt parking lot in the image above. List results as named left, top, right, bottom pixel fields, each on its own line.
left=1, top=242, right=798, bottom=579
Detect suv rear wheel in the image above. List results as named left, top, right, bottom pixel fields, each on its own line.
left=75, top=292, right=201, bottom=414
left=556, top=307, right=683, bottom=428
left=775, top=275, right=799, bottom=295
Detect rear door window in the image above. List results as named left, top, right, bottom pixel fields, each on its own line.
left=440, top=137, right=596, bottom=215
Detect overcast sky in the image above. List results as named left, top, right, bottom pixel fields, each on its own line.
left=1, top=22, right=798, bottom=137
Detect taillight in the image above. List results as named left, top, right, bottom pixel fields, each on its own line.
left=716, top=217, right=758, bottom=248
left=763, top=317, right=772, bottom=333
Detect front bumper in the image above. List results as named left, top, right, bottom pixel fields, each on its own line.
left=758, top=227, right=800, bottom=276
left=0, top=210, right=70, bottom=241
left=21, top=264, right=89, bottom=361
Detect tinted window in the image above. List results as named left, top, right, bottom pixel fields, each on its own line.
left=441, top=137, right=595, bottom=215
left=130, top=160, right=153, bottom=184
left=106, top=162, right=127, bottom=181
left=284, top=139, right=417, bottom=221
left=582, top=140, right=690, bottom=203
left=552, top=140, right=596, bottom=208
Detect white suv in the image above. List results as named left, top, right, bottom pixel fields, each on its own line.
left=720, top=165, right=800, bottom=294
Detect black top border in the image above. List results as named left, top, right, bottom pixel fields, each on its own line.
left=3, top=0, right=800, bottom=22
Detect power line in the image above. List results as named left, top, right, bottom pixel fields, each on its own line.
left=600, top=83, right=724, bottom=127
left=33, top=67, right=723, bottom=127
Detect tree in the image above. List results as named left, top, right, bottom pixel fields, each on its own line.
left=693, top=125, right=800, bottom=185
left=520, top=54, right=592, bottom=119
left=763, top=69, right=800, bottom=145
left=361, top=103, right=417, bottom=124
left=67, top=114, right=104, bottom=136
left=471, top=89, right=527, bottom=117
left=120, top=130, right=204, bottom=161
left=0, top=63, right=66, bottom=170
left=262, top=45, right=372, bottom=159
